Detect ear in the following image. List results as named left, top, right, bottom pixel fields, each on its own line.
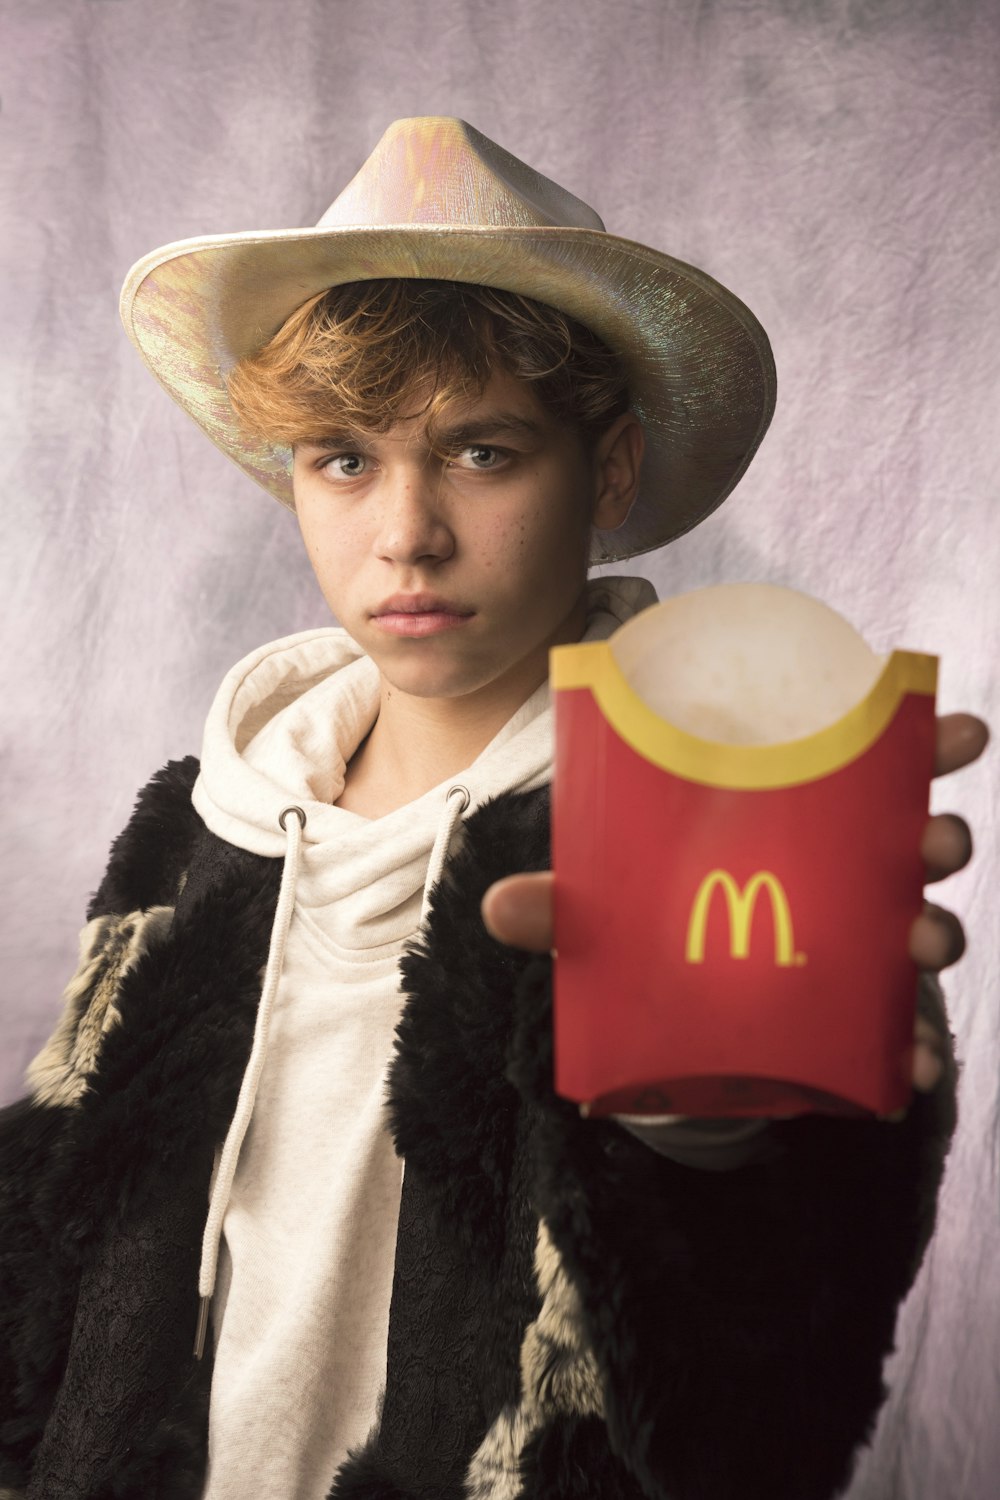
left=590, top=413, right=645, bottom=532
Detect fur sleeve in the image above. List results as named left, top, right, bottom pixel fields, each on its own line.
left=508, top=956, right=958, bottom=1500
left=20, top=756, right=203, bottom=1112
left=0, top=756, right=202, bottom=1485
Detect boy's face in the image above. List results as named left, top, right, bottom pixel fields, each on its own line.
left=292, top=368, right=641, bottom=710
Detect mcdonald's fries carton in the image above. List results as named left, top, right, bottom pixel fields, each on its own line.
left=551, top=583, right=938, bottom=1119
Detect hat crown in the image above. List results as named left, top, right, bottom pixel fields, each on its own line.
left=316, top=116, right=607, bottom=234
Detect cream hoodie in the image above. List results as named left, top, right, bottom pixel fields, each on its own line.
left=190, top=576, right=763, bottom=1500
left=189, top=578, right=658, bottom=1499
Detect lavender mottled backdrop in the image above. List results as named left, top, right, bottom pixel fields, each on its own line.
left=2, top=1, right=998, bottom=1494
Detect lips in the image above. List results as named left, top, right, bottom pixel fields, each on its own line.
left=371, top=592, right=475, bottom=638
left=372, top=593, right=474, bottom=618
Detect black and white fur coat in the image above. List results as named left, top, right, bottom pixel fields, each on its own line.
left=0, top=756, right=957, bottom=1500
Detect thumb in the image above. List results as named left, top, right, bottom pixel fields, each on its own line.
left=481, top=872, right=554, bottom=952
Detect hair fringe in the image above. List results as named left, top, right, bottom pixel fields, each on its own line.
left=225, top=280, right=630, bottom=452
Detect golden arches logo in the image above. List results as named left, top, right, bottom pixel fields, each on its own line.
left=685, top=870, right=800, bottom=966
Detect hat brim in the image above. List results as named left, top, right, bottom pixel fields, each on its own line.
left=120, top=225, right=776, bottom=562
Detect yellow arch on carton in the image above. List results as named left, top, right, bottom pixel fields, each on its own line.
left=686, top=869, right=796, bottom=965
left=550, top=642, right=936, bottom=789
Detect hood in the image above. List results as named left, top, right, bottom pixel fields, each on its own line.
left=191, top=574, right=658, bottom=867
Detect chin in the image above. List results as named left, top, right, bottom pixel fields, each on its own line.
left=386, top=667, right=496, bottom=701
left=375, top=648, right=506, bottom=701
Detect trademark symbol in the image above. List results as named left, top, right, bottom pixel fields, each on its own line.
left=794, top=952, right=807, bottom=966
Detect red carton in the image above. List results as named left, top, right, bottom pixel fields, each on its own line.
left=551, top=586, right=937, bottom=1119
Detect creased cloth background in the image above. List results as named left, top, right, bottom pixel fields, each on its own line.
left=1, top=1, right=998, bottom=1495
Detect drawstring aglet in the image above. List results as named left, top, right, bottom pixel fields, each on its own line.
left=194, top=1295, right=211, bottom=1360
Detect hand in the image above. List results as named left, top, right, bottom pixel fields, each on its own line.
left=481, top=713, right=990, bottom=1096
left=908, top=712, right=988, bottom=1088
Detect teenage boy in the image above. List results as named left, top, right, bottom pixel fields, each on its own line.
left=0, top=117, right=985, bottom=1500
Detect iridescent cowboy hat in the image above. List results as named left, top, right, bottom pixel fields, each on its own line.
left=120, top=116, right=776, bottom=563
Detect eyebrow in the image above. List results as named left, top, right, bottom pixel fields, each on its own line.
left=298, top=411, right=545, bottom=453
left=434, top=412, right=545, bottom=446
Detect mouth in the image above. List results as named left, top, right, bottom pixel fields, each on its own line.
left=370, top=593, right=476, bottom=638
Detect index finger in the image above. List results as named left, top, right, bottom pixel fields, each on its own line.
left=934, top=714, right=990, bottom=777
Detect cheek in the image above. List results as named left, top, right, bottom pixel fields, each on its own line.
left=491, top=485, right=590, bottom=593
left=477, top=513, right=532, bottom=571
left=300, top=524, right=333, bottom=583
left=479, top=518, right=587, bottom=639
left=298, top=504, right=365, bottom=589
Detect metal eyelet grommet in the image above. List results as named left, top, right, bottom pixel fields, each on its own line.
left=278, top=805, right=306, bottom=832
left=447, top=784, right=471, bottom=813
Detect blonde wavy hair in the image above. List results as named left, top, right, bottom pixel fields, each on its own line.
left=226, top=278, right=630, bottom=450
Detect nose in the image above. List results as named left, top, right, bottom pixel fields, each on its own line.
left=374, top=463, right=454, bottom=566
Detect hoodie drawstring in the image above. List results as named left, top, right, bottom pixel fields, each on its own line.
left=193, top=786, right=473, bottom=1360
left=194, top=803, right=306, bottom=1359
left=420, top=784, right=470, bottom=927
